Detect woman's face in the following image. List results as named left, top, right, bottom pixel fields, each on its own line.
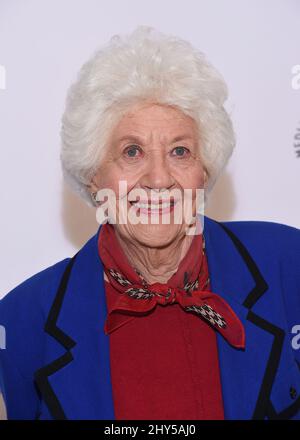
left=90, top=103, right=207, bottom=247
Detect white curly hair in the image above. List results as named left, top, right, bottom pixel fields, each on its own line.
left=60, top=25, right=235, bottom=207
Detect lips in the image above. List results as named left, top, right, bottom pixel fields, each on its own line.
left=128, top=198, right=177, bottom=216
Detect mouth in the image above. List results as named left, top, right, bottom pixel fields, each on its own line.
left=128, top=199, right=177, bottom=215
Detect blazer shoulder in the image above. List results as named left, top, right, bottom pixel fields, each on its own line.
left=0, top=257, right=74, bottom=419
left=219, top=219, right=300, bottom=255
left=0, top=257, right=72, bottom=385
left=0, top=257, right=71, bottom=322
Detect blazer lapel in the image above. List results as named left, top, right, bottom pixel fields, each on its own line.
left=203, top=216, right=300, bottom=419
left=35, top=226, right=115, bottom=420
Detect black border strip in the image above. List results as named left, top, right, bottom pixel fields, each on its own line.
left=44, top=253, right=80, bottom=349
left=219, top=223, right=268, bottom=308
left=34, top=351, right=74, bottom=419
left=219, top=221, right=300, bottom=420
left=247, top=310, right=285, bottom=419
left=34, top=252, right=79, bottom=420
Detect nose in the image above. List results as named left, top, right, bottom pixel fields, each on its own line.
left=139, top=151, right=175, bottom=191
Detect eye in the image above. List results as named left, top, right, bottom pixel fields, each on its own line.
left=171, top=146, right=190, bottom=158
left=123, top=145, right=142, bottom=158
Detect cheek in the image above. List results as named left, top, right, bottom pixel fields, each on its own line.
left=177, top=166, right=206, bottom=190
left=96, top=173, right=118, bottom=193
left=96, top=165, right=140, bottom=199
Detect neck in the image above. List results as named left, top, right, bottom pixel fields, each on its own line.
left=114, top=229, right=195, bottom=284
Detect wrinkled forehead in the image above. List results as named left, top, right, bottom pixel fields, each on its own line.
left=109, top=103, right=199, bottom=145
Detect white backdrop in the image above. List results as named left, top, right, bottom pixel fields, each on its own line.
left=0, top=0, right=299, bottom=298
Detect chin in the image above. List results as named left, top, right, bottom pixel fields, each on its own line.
left=129, top=223, right=186, bottom=248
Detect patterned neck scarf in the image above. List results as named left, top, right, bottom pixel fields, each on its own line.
left=98, top=223, right=245, bottom=349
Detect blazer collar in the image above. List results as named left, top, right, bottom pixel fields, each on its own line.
left=34, top=215, right=300, bottom=420
left=203, top=216, right=300, bottom=419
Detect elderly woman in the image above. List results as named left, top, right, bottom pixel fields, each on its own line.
left=0, top=26, right=300, bottom=421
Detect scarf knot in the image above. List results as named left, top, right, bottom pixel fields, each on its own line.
left=143, top=283, right=177, bottom=305
left=98, top=223, right=245, bottom=350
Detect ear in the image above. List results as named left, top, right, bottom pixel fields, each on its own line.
left=203, top=169, right=208, bottom=187
left=86, top=175, right=99, bottom=194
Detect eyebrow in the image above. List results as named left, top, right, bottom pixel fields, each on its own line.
left=115, top=134, right=195, bottom=144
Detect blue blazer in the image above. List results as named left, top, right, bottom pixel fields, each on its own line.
left=1, top=215, right=300, bottom=420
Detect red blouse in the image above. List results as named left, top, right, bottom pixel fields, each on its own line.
left=98, top=224, right=225, bottom=420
